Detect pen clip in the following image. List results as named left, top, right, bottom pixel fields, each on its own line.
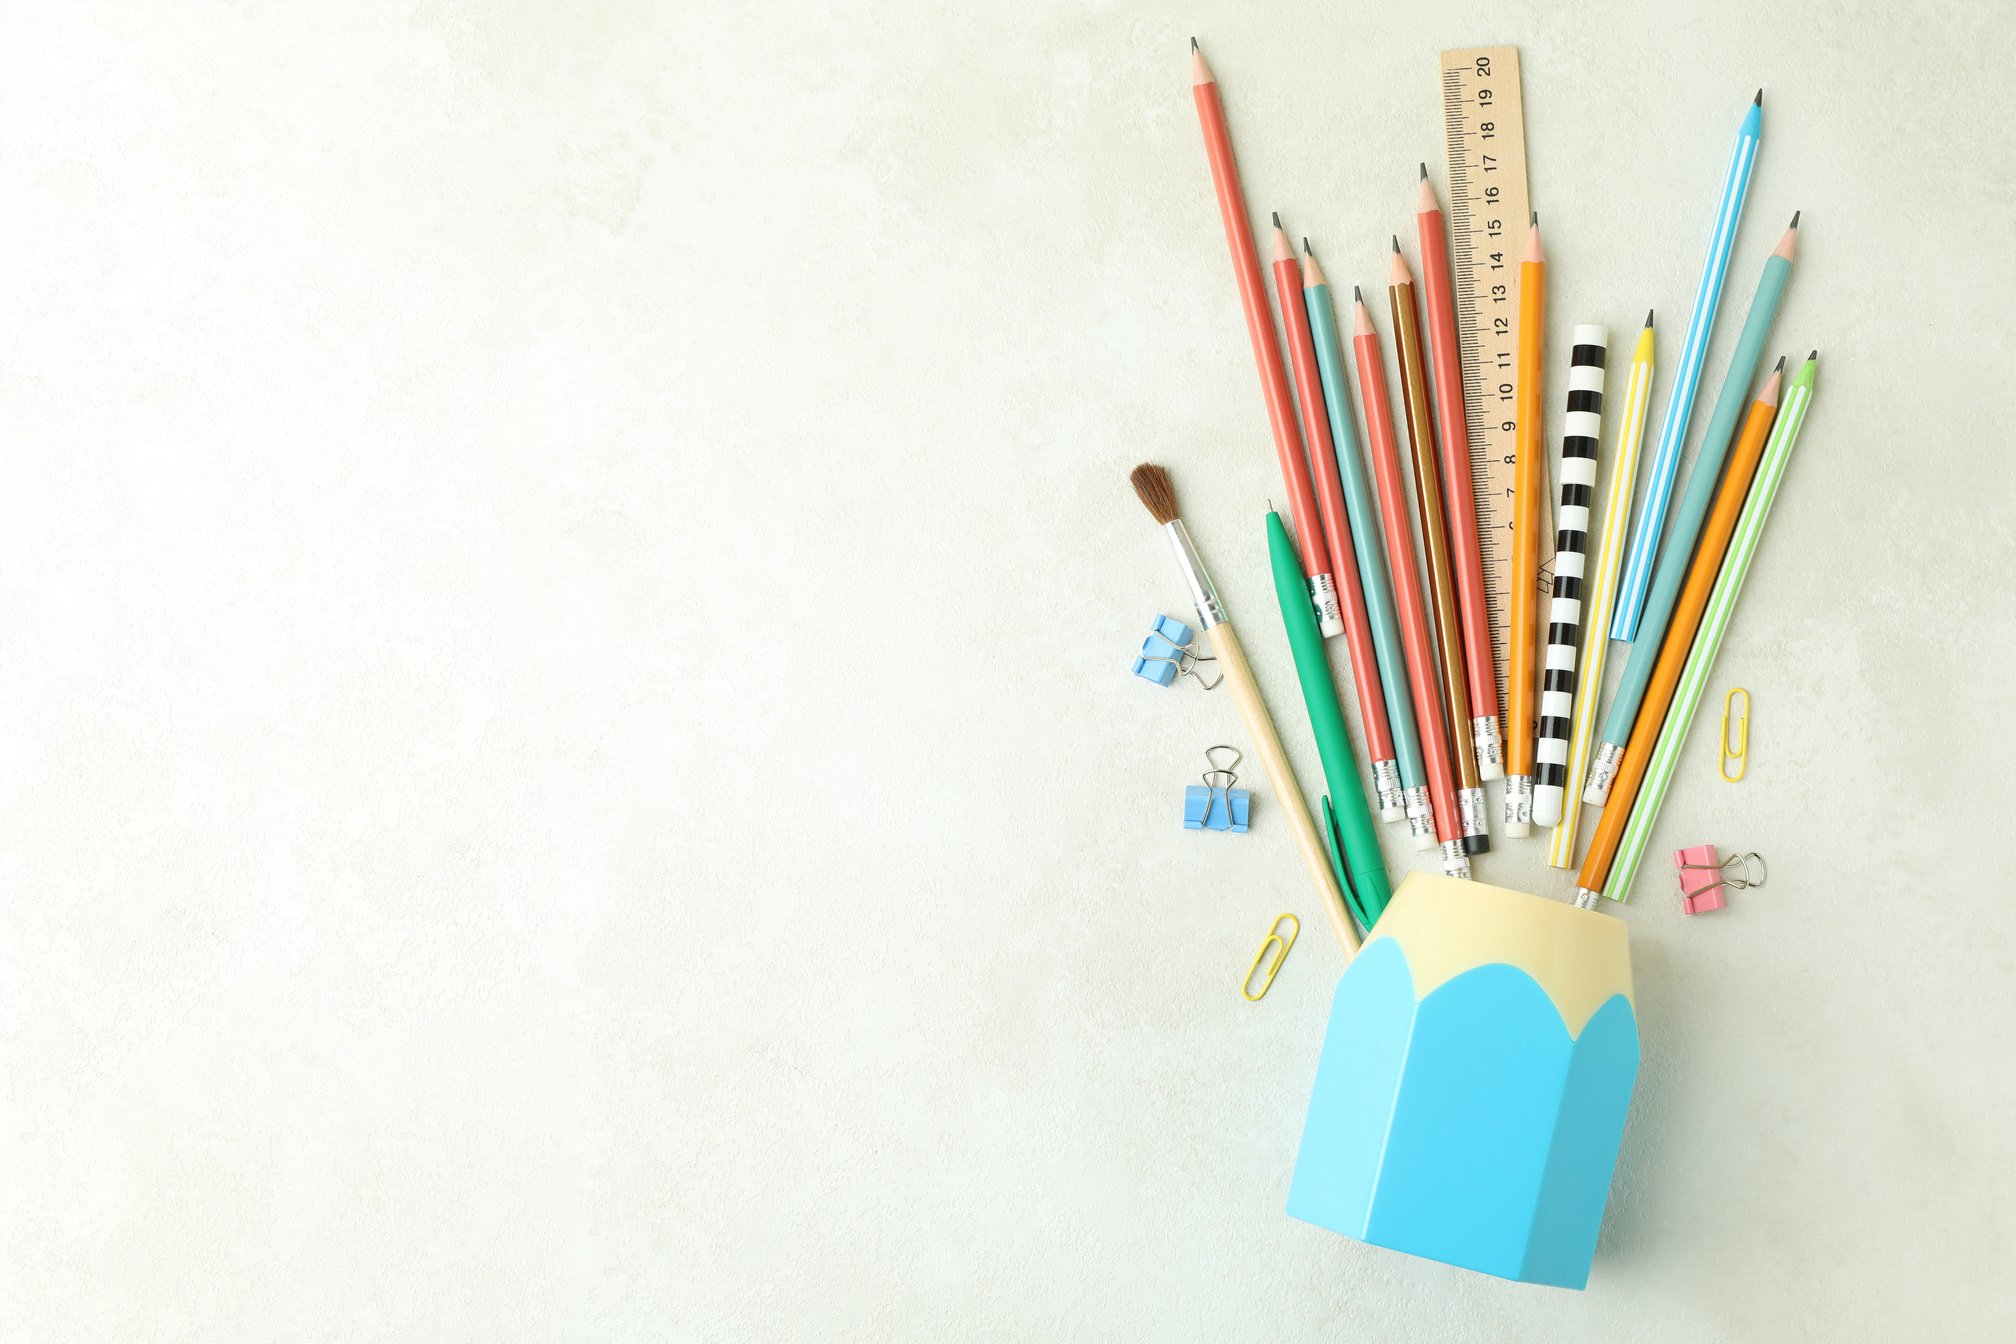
left=1320, top=796, right=1371, bottom=934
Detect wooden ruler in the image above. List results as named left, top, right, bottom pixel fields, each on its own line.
left=1438, top=46, right=1551, bottom=690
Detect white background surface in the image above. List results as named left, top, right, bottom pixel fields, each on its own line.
left=4, top=1, right=2014, bottom=1339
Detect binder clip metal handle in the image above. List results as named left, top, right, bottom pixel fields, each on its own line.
left=1133, top=615, right=1222, bottom=690
left=1675, top=845, right=1768, bottom=914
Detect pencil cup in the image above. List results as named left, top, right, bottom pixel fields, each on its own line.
left=1287, top=874, right=1638, bottom=1289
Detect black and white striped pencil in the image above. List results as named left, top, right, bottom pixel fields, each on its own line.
left=1531, top=326, right=1608, bottom=828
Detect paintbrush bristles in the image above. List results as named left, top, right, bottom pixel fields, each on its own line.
left=1130, top=463, right=1181, bottom=526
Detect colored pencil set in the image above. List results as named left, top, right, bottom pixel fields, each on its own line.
left=1142, top=40, right=1822, bottom=943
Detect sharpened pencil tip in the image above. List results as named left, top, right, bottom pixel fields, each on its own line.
left=1645, top=309, right=1655, bottom=328
left=1790, top=210, right=1800, bottom=228
left=1272, top=211, right=1281, bottom=229
left=1530, top=211, right=1538, bottom=227
left=1391, top=235, right=1400, bottom=253
left=1419, top=162, right=1427, bottom=180
left=1774, top=355, right=1786, bottom=371
left=1302, top=235, right=1311, bottom=254
left=1808, top=349, right=1818, bottom=361
left=1754, top=88, right=1763, bottom=105
left=1353, top=285, right=1362, bottom=301
left=1191, top=36, right=1197, bottom=51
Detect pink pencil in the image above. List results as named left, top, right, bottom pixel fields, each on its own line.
left=1351, top=291, right=1468, bottom=879
left=1272, top=218, right=1402, bottom=820
left=1417, top=167, right=1504, bottom=779
left=1190, top=40, right=1343, bottom=636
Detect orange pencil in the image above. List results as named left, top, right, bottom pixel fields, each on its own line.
left=1573, top=363, right=1785, bottom=905
left=1189, top=40, right=1343, bottom=636
left=1504, top=215, right=1546, bottom=836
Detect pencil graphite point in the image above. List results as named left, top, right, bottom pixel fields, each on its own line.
left=1302, top=235, right=1311, bottom=253
left=1419, top=161, right=1427, bottom=180
left=1754, top=88, right=1763, bottom=105
left=1391, top=234, right=1400, bottom=253
left=1273, top=211, right=1282, bottom=229
left=1353, top=285, right=1362, bottom=301
left=1645, top=309, right=1655, bottom=328
left=1191, top=35, right=1197, bottom=51
left=1790, top=210, right=1801, bottom=228
left=1809, top=349, right=1818, bottom=360
left=1773, top=355, right=1786, bottom=372
left=1301, top=243, right=1328, bottom=287
left=1530, top=210, right=1538, bottom=227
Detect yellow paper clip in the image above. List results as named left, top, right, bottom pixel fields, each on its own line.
left=1241, top=913, right=1299, bottom=1001
left=1720, top=687, right=1750, bottom=783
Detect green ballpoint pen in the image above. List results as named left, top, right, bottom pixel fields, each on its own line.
left=1268, top=509, right=1392, bottom=927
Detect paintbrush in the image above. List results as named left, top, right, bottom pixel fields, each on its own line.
left=1130, top=463, right=1361, bottom=957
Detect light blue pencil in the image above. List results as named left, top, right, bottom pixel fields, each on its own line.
left=1610, top=91, right=1763, bottom=640
left=1583, top=218, right=1798, bottom=806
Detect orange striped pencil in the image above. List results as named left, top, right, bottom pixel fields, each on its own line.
left=1573, top=363, right=1784, bottom=906
left=1189, top=40, right=1343, bottom=636
left=1504, top=215, right=1546, bottom=836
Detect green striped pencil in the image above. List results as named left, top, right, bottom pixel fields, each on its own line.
left=1302, top=243, right=1432, bottom=851
left=1602, top=352, right=1818, bottom=901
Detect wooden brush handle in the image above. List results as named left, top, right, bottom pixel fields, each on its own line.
left=1207, top=621, right=1361, bottom=957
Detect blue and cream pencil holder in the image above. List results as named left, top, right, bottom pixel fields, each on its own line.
left=1288, top=874, right=1640, bottom=1289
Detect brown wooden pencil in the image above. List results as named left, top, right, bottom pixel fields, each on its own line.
left=1390, top=241, right=1488, bottom=855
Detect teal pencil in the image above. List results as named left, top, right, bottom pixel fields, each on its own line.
left=1585, top=217, right=1799, bottom=806
left=1301, top=243, right=1433, bottom=852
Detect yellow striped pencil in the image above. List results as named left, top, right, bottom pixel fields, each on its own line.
left=1548, top=313, right=1654, bottom=868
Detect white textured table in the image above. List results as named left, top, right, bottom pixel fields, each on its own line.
left=5, top=1, right=2013, bottom=1338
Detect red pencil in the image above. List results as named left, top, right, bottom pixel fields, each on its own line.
left=1189, top=40, right=1342, bottom=636
left=1417, top=166, right=1504, bottom=780
left=1271, top=218, right=1401, bottom=819
left=1351, top=291, right=1467, bottom=878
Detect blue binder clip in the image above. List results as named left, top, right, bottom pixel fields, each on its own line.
left=1184, top=745, right=1251, bottom=833
left=1133, top=615, right=1220, bottom=689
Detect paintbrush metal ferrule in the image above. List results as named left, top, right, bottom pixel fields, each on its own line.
left=1163, top=519, right=1228, bottom=628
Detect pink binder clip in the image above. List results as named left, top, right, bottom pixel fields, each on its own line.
left=1674, top=845, right=1767, bottom=915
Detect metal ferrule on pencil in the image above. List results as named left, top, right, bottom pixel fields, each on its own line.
left=1458, top=786, right=1489, bottom=849
left=1471, top=717, right=1504, bottom=779
left=1573, top=886, right=1604, bottom=911
left=1504, top=774, right=1533, bottom=829
left=1584, top=741, right=1624, bottom=806
left=1371, top=760, right=1404, bottom=820
left=1403, top=785, right=1435, bottom=850
left=1163, top=520, right=1228, bottom=629
left=1439, top=840, right=1471, bottom=881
